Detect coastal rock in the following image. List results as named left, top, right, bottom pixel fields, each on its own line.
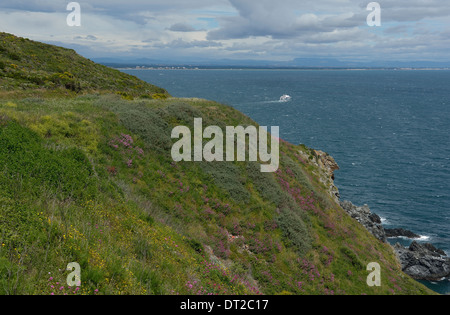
left=311, top=150, right=340, bottom=202
left=385, top=228, right=420, bottom=239
left=409, top=241, right=447, bottom=257
left=312, top=150, right=340, bottom=180
left=394, top=241, right=450, bottom=281
left=320, top=150, right=449, bottom=283
left=340, top=200, right=387, bottom=243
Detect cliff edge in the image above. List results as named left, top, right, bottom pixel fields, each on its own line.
left=0, top=33, right=437, bottom=295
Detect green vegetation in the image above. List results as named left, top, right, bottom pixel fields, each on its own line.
left=0, top=33, right=436, bottom=295
left=0, top=32, right=168, bottom=98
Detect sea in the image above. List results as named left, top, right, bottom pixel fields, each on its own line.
left=122, top=68, right=450, bottom=294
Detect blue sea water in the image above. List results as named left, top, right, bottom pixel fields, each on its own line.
left=123, top=69, right=450, bottom=294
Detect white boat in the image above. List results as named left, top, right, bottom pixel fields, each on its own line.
left=279, top=94, right=291, bottom=102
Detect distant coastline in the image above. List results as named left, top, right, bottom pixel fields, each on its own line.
left=112, top=65, right=450, bottom=71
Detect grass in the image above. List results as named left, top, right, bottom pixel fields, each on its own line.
left=0, top=32, right=168, bottom=98
left=0, top=32, right=437, bottom=295
left=0, top=95, right=435, bottom=295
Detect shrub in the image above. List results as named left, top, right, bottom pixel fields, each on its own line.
left=159, top=102, right=204, bottom=126
left=109, top=133, right=145, bottom=168
left=7, top=51, right=21, bottom=61
left=186, top=239, right=203, bottom=253
left=280, top=154, right=315, bottom=192
left=199, top=161, right=250, bottom=204
left=276, top=206, right=311, bottom=256
left=100, top=99, right=173, bottom=153
left=152, top=93, right=168, bottom=100
left=116, top=92, right=134, bottom=100
left=246, top=161, right=284, bottom=207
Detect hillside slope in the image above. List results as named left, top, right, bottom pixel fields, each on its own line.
left=0, top=33, right=435, bottom=295
left=0, top=32, right=168, bottom=98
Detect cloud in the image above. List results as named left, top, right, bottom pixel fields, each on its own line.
left=206, top=1, right=366, bottom=40
left=74, top=34, right=98, bottom=40
left=0, top=0, right=449, bottom=63
left=156, top=38, right=223, bottom=49
left=207, top=0, right=450, bottom=40
left=383, top=24, right=410, bottom=35
left=375, top=0, right=450, bottom=21
left=168, top=23, right=199, bottom=32
left=0, top=0, right=66, bottom=12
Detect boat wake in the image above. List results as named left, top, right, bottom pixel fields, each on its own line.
left=240, top=95, right=292, bottom=106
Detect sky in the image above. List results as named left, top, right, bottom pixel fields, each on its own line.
left=0, top=0, right=449, bottom=64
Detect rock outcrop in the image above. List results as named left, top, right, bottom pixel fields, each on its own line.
left=306, top=149, right=341, bottom=202
left=394, top=241, right=450, bottom=281
left=316, top=147, right=450, bottom=284
left=339, top=200, right=450, bottom=281
left=340, top=200, right=387, bottom=243
left=385, top=228, right=420, bottom=239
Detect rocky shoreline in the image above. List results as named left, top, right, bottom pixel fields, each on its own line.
left=309, top=149, right=449, bottom=283
left=340, top=200, right=450, bottom=282
left=384, top=228, right=420, bottom=239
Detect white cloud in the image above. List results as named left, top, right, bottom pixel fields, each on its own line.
left=0, top=0, right=449, bottom=63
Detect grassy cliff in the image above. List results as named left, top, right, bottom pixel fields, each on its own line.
left=0, top=33, right=435, bottom=295
left=0, top=32, right=168, bottom=98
